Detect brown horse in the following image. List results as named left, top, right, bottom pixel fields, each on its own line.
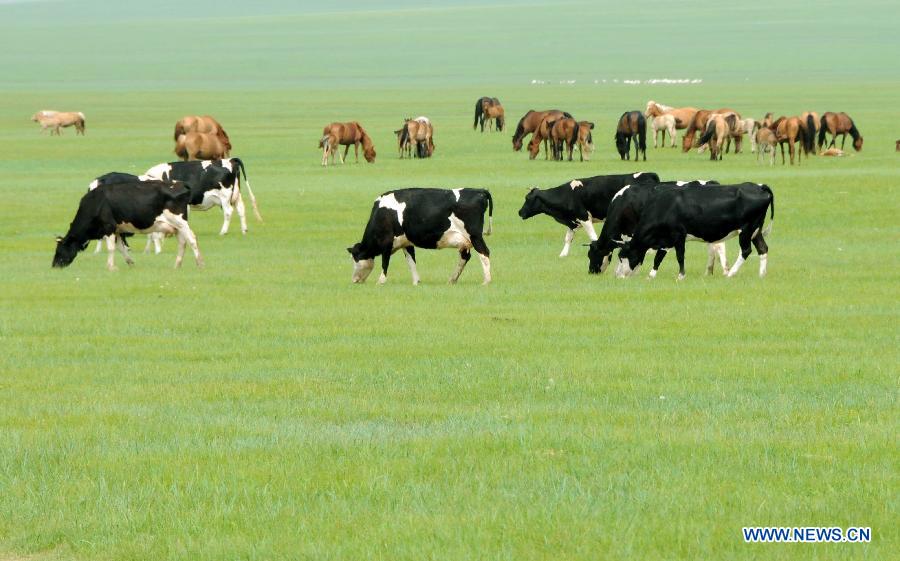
left=31, top=110, right=85, bottom=135
left=526, top=115, right=556, bottom=160
left=320, top=122, right=376, bottom=167
left=474, top=97, right=504, bottom=132
left=174, top=115, right=230, bottom=145
left=548, top=118, right=579, bottom=161
left=755, top=126, right=778, bottom=165
left=644, top=101, right=698, bottom=129
left=697, top=113, right=742, bottom=161
left=512, top=109, right=572, bottom=151
left=174, top=132, right=230, bottom=161
left=615, top=111, right=646, bottom=161
left=398, top=117, right=434, bottom=158
left=576, top=121, right=595, bottom=161
left=818, top=112, right=863, bottom=152
left=770, top=116, right=811, bottom=165
left=681, top=108, right=739, bottom=151
left=797, top=111, right=819, bottom=155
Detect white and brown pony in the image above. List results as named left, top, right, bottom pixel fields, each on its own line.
left=650, top=114, right=677, bottom=148
left=320, top=122, right=376, bottom=167
left=174, top=132, right=230, bottom=161
left=31, top=110, right=85, bottom=135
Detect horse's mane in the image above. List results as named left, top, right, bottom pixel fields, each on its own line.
left=513, top=111, right=532, bottom=142
left=847, top=118, right=861, bottom=141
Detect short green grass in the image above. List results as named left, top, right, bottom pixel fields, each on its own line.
left=0, top=1, right=897, bottom=560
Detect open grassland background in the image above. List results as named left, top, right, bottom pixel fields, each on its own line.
left=0, top=1, right=897, bottom=560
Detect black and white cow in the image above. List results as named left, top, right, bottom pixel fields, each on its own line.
left=517, top=172, right=660, bottom=256
left=348, top=188, right=493, bottom=285
left=613, top=183, right=774, bottom=280
left=143, top=157, right=262, bottom=236
left=588, top=180, right=727, bottom=277
left=53, top=180, right=203, bottom=271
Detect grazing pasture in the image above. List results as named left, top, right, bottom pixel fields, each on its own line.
left=0, top=1, right=897, bottom=560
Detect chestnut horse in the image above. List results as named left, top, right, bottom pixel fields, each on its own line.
left=174, top=132, right=230, bottom=161
left=615, top=111, right=646, bottom=161
left=681, top=108, right=739, bottom=151
left=320, top=122, right=376, bottom=167
left=548, top=117, right=579, bottom=161
left=474, top=97, right=504, bottom=132
left=576, top=121, right=594, bottom=161
left=31, top=110, right=85, bottom=135
left=174, top=115, right=230, bottom=146
left=512, top=109, right=572, bottom=151
left=526, top=115, right=556, bottom=160
left=818, top=112, right=863, bottom=152
left=771, top=116, right=811, bottom=165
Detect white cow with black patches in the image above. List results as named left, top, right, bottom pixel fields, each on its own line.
left=348, top=188, right=494, bottom=285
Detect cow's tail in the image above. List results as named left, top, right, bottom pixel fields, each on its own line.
left=231, top=157, right=263, bottom=222
left=484, top=189, right=494, bottom=235
left=761, top=184, right=774, bottom=236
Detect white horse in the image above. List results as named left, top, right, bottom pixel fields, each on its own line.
left=651, top=114, right=677, bottom=148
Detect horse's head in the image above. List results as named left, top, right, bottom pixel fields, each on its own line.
left=853, top=136, right=863, bottom=151
left=527, top=137, right=541, bottom=160
left=364, top=145, right=376, bottom=163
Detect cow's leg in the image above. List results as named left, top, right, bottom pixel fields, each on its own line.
left=94, top=237, right=105, bottom=254
left=727, top=231, right=754, bottom=278
left=116, top=235, right=135, bottom=266
left=577, top=219, right=599, bottom=242
left=105, top=235, right=117, bottom=271
left=219, top=196, right=234, bottom=235
left=559, top=228, right=575, bottom=257
left=234, top=190, right=248, bottom=234
left=402, top=247, right=420, bottom=285
left=377, top=251, right=391, bottom=284
left=449, top=249, right=471, bottom=284
left=471, top=236, right=492, bottom=285
left=161, top=213, right=202, bottom=268
left=648, top=249, right=667, bottom=279
left=674, top=238, right=687, bottom=281
left=752, top=231, right=769, bottom=278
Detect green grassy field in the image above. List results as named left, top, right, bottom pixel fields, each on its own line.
left=0, top=1, right=897, bottom=560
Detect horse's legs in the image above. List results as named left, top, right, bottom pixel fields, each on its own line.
left=840, top=133, right=846, bottom=150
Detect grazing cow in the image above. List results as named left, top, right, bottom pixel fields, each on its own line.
left=613, top=183, right=774, bottom=280
left=587, top=180, right=727, bottom=276
left=53, top=180, right=203, bottom=271
left=143, top=158, right=262, bottom=236
left=518, top=172, right=660, bottom=257
left=348, top=188, right=493, bottom=285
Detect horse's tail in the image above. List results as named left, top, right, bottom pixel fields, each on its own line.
left=636, top=113, right=647, bottom=152
left=569, top=119, right=579, bottom=148
left=817, top=115, right=828, bottom=149
left=474, top=98, right=483, bottom=130
left=230, top=157, right=262, bottom=222
left=563, top=111, right=573, bottom=119
left=803, top=114, right=816, bottom=154
left=698, top=119, right=716, bottom=147
left=399, top=123, right=410, bottom=150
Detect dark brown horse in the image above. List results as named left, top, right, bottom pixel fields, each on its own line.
left=615, top=111, right=646, bottom=161
left=681, top=108, right=739, bottom=151
left=818, top=112, right=863, bottom=152
left=548, top=117, right=579, bottom=161
left=512, top=109, right=572, bottom=151
left=319, top=122, right=376, bottom=166
left=474, top=97, right=504, bottom=132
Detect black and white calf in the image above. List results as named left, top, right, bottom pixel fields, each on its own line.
left=517, top=172, right=660, bottom=256
left=588, top=180, right=728, bottom=277
left=348, top=188, right=493, bottom=285
left=613, top=183, right=774, bottom=280
left=143, top=158, right=262, bottom=236
left=53, top=180, right=203, bottom=270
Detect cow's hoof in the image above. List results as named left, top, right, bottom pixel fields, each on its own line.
left=676, top=274, right=685, bottom=281
left=107, top=266, right=118, bottom=272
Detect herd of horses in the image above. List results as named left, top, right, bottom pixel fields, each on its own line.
left=32, top=98, right=870, bottom=169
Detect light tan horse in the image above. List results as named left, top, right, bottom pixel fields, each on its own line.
left=650, top=114, right=677, bottom=148
left=31, top=110, right=85, bottom=135
left=755, top=126, right=777, bottom=165
left=697, top=112, right=742, bottom=161
left=576, top=121, right=594, bottom=161
left=320, top=122, right=376, bottom=167
left=644, top=101, right=698, bottom=129
left=398, top=117, right=434, bottom=158
left=174, top=132, right=230, bottom=161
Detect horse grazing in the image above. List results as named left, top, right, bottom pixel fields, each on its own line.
left=576, top=121, right=595, bottom=161
left=771, top=116, right=812, bottom=165
left=174, top=115, right=230, bottom=145
left=319, top=122, right=376, bottom=167
left=615, top=111, right=647, bottom=161
left=398, top=117, right=434, bottom=158
left=644, top=101, right=698, bottom=129
left=681, top=108, right=739, bottom=152
left=818, top=112, right=863, bottom=152
left=31, top=110, right=85, bottom=135
left=174, top=132, right=230, bottom=161
left=526, top=115, right=556, bottom=160
left=697, top=113, right=742, bottom=161
left=474, top=97, right=504, bottom=132
left=548, top=118, right=579, bottom=161
left=512, top=109, right=572, bottom=151
left=755, top=126, right=778, bottom=165
left=650, top=114, right=677, bottom=148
